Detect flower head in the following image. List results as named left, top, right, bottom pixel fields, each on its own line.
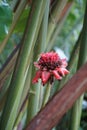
left=32, top=52, right=69, bottom=85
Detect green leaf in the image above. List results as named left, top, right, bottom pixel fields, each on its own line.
left=14, top=8, right=30, bottom=33
left=0, top=4, right=12, bottom=42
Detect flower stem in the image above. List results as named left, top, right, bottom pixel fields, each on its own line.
left=42, top=83, right=52, bottom=108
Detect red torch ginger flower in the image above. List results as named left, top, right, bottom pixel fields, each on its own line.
left=32, top=52, right=69, bottom=85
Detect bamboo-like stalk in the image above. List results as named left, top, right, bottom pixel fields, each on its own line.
left=26, top=0, right=50, bottom=123
left=69, top=2, right=87, bottom=130
left=26, top=80, right=41, bottom=124
left=0, top=73, right=13, bottom=112
left=13, top=100, right=28, bottom=130
left=40, top=0, right=50, bottom=52
left=0, top=44, right=20, bottom=90
left=46, top=0, right=68, bottom=45
left=0, top=73, right=12, bottom=101
left=0, top=0, right=27, bottom=54
left=17, top=63, right=32, bottom=113
left=46, top=1, right=73, bottom=51
left=0, top=0, right=47, bottom=129
left=47, top=1, right=73, bottom=51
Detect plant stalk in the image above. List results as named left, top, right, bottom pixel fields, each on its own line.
left=42, top=83, right=52, bottom=108
left=46, top=0, right=68, bottom=45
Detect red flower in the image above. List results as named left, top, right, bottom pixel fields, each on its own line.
left=32, top=52, right=69, bottom=85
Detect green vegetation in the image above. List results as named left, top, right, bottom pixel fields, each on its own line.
left=0, top=0, right=87, bottom=130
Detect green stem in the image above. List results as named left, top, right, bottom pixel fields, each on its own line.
left=0, top=44, right=20, bottom=90
left=42, top=83, right=52, bottom=108
left=26, top=81, right=41, bottom=124
left=40, top=0, right=50, bottom=51
left=46, top=0, right=68, bottom=45
left=13, top=100, right=28, bottom=130
left=47, top=1, right=73, bottom=51
left=0, top=73, right=13, bottom=112
left=18, top=63, right=32, bottom=112
left=70, top=95, right=84, bottom=130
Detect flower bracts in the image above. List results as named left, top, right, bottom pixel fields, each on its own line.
left=32, top=52, right=69, bottom=85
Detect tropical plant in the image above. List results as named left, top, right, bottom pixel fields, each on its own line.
left=0, top=0, right=87, bottom=130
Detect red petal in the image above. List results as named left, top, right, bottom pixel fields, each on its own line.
left=52, top=70, right=62, bottom=80
left=57, top=68, right=65, bottom=76
left=32, top=70, right=42, bottom=84
left=56, top=68, right=69, bottom=76
left=61, top=68, right=69, bottom=75
left=41, top=71, right=50, bottom=85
